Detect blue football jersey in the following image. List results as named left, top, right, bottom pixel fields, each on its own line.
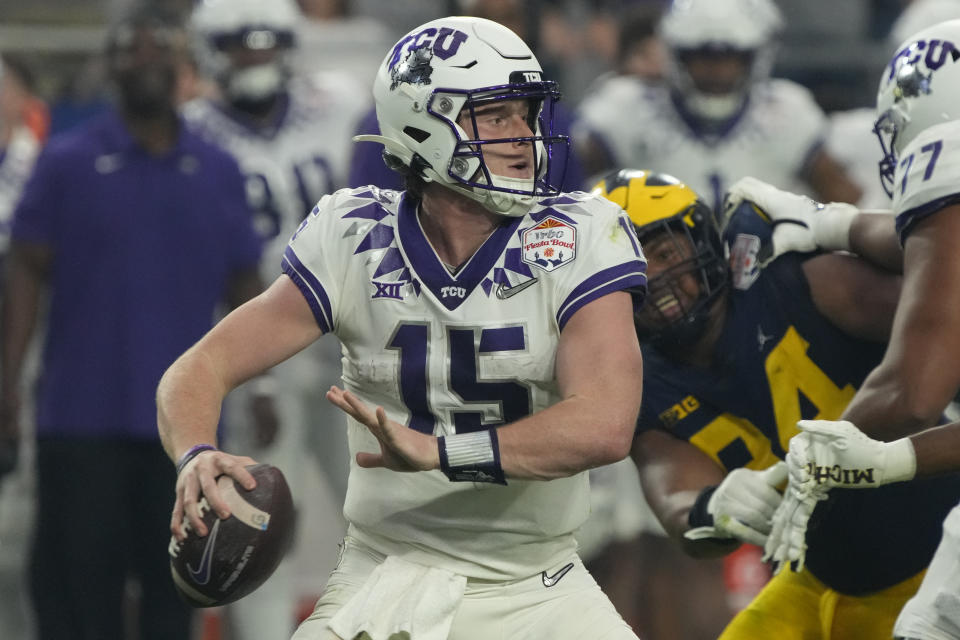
left=638, top=204, right=960, bottom=594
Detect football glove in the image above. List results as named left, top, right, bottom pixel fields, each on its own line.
left=685, top=462, right=787, bottom=547
left=763, top=419, right=917, bottom=573
left=723, top=177, right=859, bottom=265
left=789, top=419, right=917, bottom=490
left=762, top=477, right=826, bottom=573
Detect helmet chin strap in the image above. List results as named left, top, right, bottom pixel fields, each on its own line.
left=428, top=168, right=537, bottom=217
left=353, top=133, right=538, bottom=217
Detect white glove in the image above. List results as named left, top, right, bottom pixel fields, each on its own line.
left=762, top=419, right=917, bottom=574
left=762, top=479, right=826, bottom=573
left=789, top=419, right=917, bottom=490
left=685, top=462, right=788, bottom=547
left=723, top=177, right=860, bottom=264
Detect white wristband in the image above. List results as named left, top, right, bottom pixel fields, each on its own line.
left=881, top=437, right=917, bottom=484
left=813, top=202, right=859, bottom=251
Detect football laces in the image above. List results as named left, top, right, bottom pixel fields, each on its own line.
left=168, top=497, right=211, bottom=558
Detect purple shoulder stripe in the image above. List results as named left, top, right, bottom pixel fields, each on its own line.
left=556, top=261, right=647, bottom=330
left=282, top=246, right=334, bottom=334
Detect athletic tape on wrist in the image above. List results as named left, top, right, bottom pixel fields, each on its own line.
left=438, top=428, right=507, bottom=485
left=815, top=203, right=859, bottom=251
left=175, top=444, right=218, bottom=476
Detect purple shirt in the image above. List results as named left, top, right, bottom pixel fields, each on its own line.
left=12, top=109, right=263, bottom=440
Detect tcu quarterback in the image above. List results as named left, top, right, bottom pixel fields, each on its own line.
left=161, top=15, right=649, bottom=640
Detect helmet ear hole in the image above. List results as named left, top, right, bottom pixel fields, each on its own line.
left=403, top=126, right=431, bottom=143
left=382, top=151, right=409, bottom=174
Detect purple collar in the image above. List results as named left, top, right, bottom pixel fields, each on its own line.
left=396, top=195, right=523, bottom=311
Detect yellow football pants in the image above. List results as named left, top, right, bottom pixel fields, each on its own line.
left=719, top=566, right=926, bottom=640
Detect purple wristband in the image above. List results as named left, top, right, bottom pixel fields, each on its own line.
left=175, top=444, right=218, bottom=475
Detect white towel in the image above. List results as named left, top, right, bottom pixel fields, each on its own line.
left=328, top=555, right=467, bottom=640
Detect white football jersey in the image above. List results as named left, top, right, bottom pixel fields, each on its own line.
left=183, top=72, right=370, bottom=275
left=282, top=187, right=647, bottom=579
left=894, top=504, right=960, bottom=640
left=890, top=118, right=960, bottom=241
left=0, top=126, right=40, bottom=258
left=575, top=77, right=827, bottom=208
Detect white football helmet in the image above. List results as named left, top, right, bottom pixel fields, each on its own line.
left=659, top=0, right=783, bottom=125
left=190, top=0, right=300, bottom=106
left=356, top=16, right=569, bottom=217
left=874, top=19, right=960, bottom=197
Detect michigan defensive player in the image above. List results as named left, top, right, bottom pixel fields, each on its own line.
left=731, top=19, right=960, bottom=640
left=160, top=16, right=647, bottom=640
left=575, top=0, right=861, bottom=210
left=185, top=0, right=369, bottom=634
left=593, top=169, right=960, bottom=639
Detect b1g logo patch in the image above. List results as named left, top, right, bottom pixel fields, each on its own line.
left=522, top=217, right=576, bottom=272
left=730, top=233, right=761, bottom=291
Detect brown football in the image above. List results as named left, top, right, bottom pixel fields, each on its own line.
left=168, top=463, right=295, bottom=607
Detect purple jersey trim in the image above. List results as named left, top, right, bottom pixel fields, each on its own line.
left=282, top=247, right=334, bottom=333
left=895, top=191, right=960, bottom=244
left=396, top=196, right=523, bottom=311
left=557, top=261, right=648, bottom=330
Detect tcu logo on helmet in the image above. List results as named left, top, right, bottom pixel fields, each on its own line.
left=884, top=38, right=960, bottom=91
left=386, top=27, right=470, bottom=74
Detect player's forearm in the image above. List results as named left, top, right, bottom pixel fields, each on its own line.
left=497, top=394, right=638, bottom=480
left=842, top=367, right=945, bottom=440
left=910, top=422, right=960, bottom=478
left=156, top=347, right=228, bottom=462
left=849, top=210, right=902, bottom=273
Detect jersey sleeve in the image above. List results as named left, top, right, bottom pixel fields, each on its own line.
left=281, top=191, right=351, bottom=334
left=550, top=195, right=647, bottom=331
left=891, top=119, right=960, bottom=242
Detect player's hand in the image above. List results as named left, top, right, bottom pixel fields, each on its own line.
left=326, top=386, right=439, bottom=473
left=723, top=177, right=859, bottom=264
left=762, top=476, right=826, bottom=573
left=788, top=419, right=917, bottom=490
left=172, top=449, right=258, bottom=541
left=685, top=462, right=788, bottom=546
left=249, top=393, right=280, bottom=449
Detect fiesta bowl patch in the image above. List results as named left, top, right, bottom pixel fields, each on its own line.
left=522, top=217, right=576, bottom=272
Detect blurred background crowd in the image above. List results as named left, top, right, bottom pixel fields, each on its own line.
left=0, top=0, right=955, bottom=639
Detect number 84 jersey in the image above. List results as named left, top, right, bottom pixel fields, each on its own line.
left=283, top=186, right=647, bottom=580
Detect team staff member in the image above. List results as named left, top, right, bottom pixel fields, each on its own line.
left=0, top=7, right=266, bottom=640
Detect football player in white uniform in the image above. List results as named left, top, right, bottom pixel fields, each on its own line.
left=574, top=0, right=861, bottom=211
left=726, top=19, right=960, bottom=640
left=160, top=16, right=647, bottom=640
left=185, top=0, right=369, bottom=635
